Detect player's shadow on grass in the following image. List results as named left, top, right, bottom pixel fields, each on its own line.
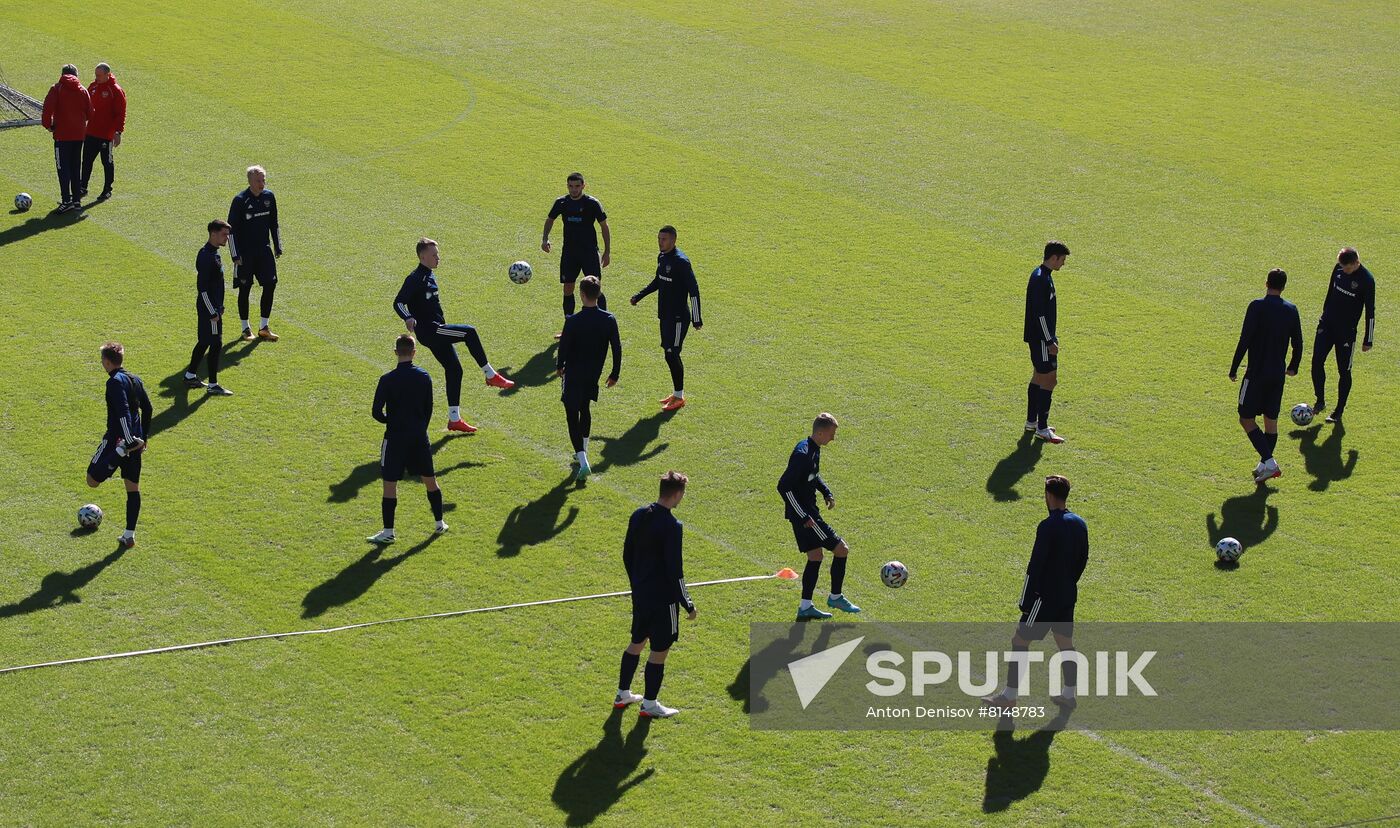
left=0, top=547, right=126, bottom=618
left=1206, top=486, right=1278, bottom=552
left=0, top=208, right=87, bottom=248
left=551, top=707, right=653, bottom=826
left=301, top=533, right=441, bottom=619
left=327, top=437, right=483, bottom=503
left=593, top=409, right=676, bottom=474
left=146, top=339, right=260, bottom=438
left=496, top=474, right=580, bottom=557
left=727, top=623, right=839, bottom=714
left=1290, top=425, right=1358, bottom=492
left=986, top=433, right=1044, bottom=502
left=498, top=342, right=559, bottom=397
left=981, top=709, right=1073, bottom=813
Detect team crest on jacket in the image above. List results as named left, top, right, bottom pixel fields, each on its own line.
left=1352, top=281, right=1359, bottom=288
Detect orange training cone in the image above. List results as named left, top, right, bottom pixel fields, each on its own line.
left=775, top=567, right=799, bottom=580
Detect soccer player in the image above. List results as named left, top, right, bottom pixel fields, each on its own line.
left=542, top=172, right=612, bottom=333
left=227, top=165, right=283, bottom=341
left=394, top=238, right=515, bottom=434
left=556, top=276, right=621, bottom=481
left=366, top=334, right=449, bottom=544
left=615, top=471, right=696, bottom=719
left=86, top=342, right=153, bottom=549
left=1231, top=268, right=1304, bottom=484
left=1024, top=241, right=1070, bottom=443
left=778, top=413, right=859, bottom=620
left=982, top=475, right=1089, bottom=712
left=630, top=225, right=702, bottom=411
left=79, top=62, right=125, bottom=202
left=1311, top=247, right=1377, bottom=425
left=183, top=220, right=235, bottom=395
left=40, top=64, right=91, bottom=213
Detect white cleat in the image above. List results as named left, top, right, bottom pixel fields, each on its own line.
left=1035, top=427, right=1066, bottom=444
left=613, top=689, right=644, bottom=709
left=366, top=529, right=396, bottom=544
left=1254, top=458, right=1281, bottom=485
left=639, top=699, right=679, bottom=719
left=434, top=521, right=450, bottom=534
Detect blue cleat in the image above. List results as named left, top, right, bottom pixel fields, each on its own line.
left=796, top=605, right=833, bottom=621
left=827, top=594, right=862, bottom=613
left=575, top=458, right=592, bottom=482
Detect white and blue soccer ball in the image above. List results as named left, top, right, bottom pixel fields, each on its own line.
left=880, top=560, right=909, bottom=588
left=1290, top=403, right=1314, bottom=426
left=14, top=192, right=32, bottom=212
left=1215, top=537, right=1243, bottom=563
left=78, top=503, right=104, bottom=529
left=508, top=260, right=532, bottom=285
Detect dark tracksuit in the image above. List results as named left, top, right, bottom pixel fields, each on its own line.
left=1312, top=263, right=1377, bottom=416
left=632, top=247, right=702, bottom=393
left=1004, top=508, right=1089, bottom=694
left=777, top=436, right=845, bottom=600
left=548, top=194, right=608, bottom=312
left=187, top=242, right=225, bottom=382
left=556, top=306, right=621, bottom=453
left=1232, top=294, right=1304, bottom=421
left=87, top=367, right=153, bottom=531
left=227, top=187, right=282, bottom=322
left=1024, top=264, right=1058, bottom=426
left=393, top=264, right=489, bottom=409
left=620, top=501, right=695, bottom=701
left=371, top=361, right=442, bottom=528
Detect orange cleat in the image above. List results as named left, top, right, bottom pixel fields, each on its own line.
left=659, top=394, right=676, bottom=405
left=486, top=373, right=515, bottom=390
left=662, top=396, right=686, bottom=412
left=447, top=419, right=478, bottom=434
left=258, top=327, right=280, bottom=341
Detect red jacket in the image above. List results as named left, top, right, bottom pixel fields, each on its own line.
left=41, top=74, right=91, bottom=141
left=86, top=75, right=127, bottom=140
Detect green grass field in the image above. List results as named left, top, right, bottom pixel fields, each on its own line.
left=1, top=1, right=1397, bottom=824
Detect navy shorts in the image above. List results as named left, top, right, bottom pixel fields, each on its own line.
left=1017, top=601, right=1074, bottom=640
left=661, top=318, right=690, bottom=354
left=631, top=602, right=680, bottom=650
left=87, top=436, right=142, bottom=484
left=559, top=248, right=602, bottom=284
left=197, top=313, right=222, bottom=345
left=791, top=516, right=843, bottom=553
left=1029, top=340, right=1057, bottom=373
left=235, top=246, right=277, bottom=288
left=380, top=436, right=434, bottom=482
left=1237, top=374, right=1284, bottom=420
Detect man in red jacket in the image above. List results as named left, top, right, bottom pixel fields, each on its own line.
left=81, top=63, right=126, bottom=202
left=41, top=64, right=91, bottom=213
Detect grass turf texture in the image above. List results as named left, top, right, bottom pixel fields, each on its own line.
left=1, top=0, right=1397, bottom=824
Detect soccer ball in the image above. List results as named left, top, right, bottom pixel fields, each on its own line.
left=880, top=560, right=909, bottom=588
left=1215, top=537, right=1243, bottom=563
left=508, top=261, right=532, bottom=285
left=1290, top=403, right=1314, bottom=426
left=14, top=192, right=32, bottom=212
left=78, top=503, right=104, bottom=529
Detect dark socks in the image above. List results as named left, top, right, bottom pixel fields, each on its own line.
left=427, top=489, right=444, bottom=521
left=801, top=559, right=821, bottom=600
left=1038, top=387, right=1052, bottom=429
left=259, top=283, right=275, bottom=319
left=1060, top=647, right=1078, bottom=692
left=619, top=651, right=640, bottom=691
left=1246, top=428, right=1269, bottom=461
left=207, top=346, right=220, bottom=384
left=1265, top=431, right=1278, bottom=457
left=125, top=490, right=141, bottom=531
left=1027, top=383, right=1039, bottom=422
left=665, top=351, right=684, bottom=394
left=564, top=294, right=576, bottom=318
left=382, top=496, right=397, bottom=529
left=643, top=661, right=665, bottom=701
left=1005, top=640, right=1029, bottom=693
left=830, top=556, right=847, bottom=595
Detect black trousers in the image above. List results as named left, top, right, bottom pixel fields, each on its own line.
left=424, top=325, right=488, bottom=407
left=80, top=135, right=114, bottom=193
left=54, top=140, right=83, bottom=202
left=1311, top=327, right=1356, bottom=414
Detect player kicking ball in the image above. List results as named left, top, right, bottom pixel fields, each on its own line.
left=615, top=471, right=696, bottom=719
left=366, top=335, right=449, bottom=544
left=778, top=413, right=859, bottom=620
left=394, top=238, right=515, bottom=434
left=86, top=342, right=152, bottom=550
left=1230, top=268, right=1303, bottom=485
